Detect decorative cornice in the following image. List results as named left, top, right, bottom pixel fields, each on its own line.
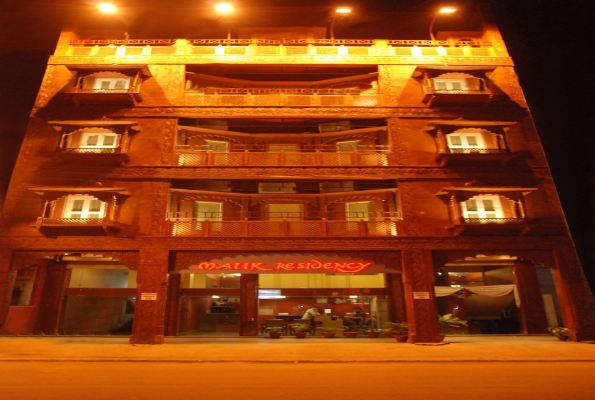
left=0, top=234, right=574, bottom=252
left=48, top=55, right=515, bottom=67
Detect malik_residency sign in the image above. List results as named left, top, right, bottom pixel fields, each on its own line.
left=177, top=253, right=396, bottom=274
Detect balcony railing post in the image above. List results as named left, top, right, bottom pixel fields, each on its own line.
left=204, top=218, right=211, bottom=237
left=242, top=218, right=249, bottom=236
left=314, top=150, right=321, bottom=166
left=281, top=218, right=288, bottom=237
left=320, top=218, right=328, bottom=237
left=207, top=150, right=214, bottom=166
left=358, top=219, right=367, bottom=236
left=279, top=150, right=286, bottom=166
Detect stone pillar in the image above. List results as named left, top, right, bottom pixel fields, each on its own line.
left=514, top=261, right=549, bottom=334
left=164, top=273, right=182, bottom=336
left=401, top=249, right=442, bottom=343
left=385, top=273, right=407, bottom=322
left=551, top=247, right=595, bottom=341
left=239, top=274, right=259, bottom=336
left=130, top=249, right=169, bottom=344
left=35, top=260, right=69, bottom=334
left=0, top=249, right=14, bottom=331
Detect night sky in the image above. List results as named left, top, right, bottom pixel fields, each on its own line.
left=1, top=0, right=592, bottom=289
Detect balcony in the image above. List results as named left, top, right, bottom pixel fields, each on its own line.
left=60, top=85, right=142, bottom=106
left=435, top=148, right=513, bottom=166
left=175, top=144, right=390, bottom=167
left=35, top=216, right=119, bottom=237
left=167, top=211, right=401, bottom=238
left=451, top=217, right=532, bottom=236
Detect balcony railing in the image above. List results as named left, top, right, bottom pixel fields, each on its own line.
left=35, top=217, right=118, bottom=236
left=59, top=148, right=122, bottom=154
left=37, top=217, right=106, bottom=226
left=185, top=88, right=380, bottom=107
left=167, top=211, right=401, bottom=220
left=65, top=39, right=496, bottom=58
left=447, top=148, right=507, bottom=154
left=175, top=146, right=390, bottom=167
left=463, top=218, right=525, bottom=224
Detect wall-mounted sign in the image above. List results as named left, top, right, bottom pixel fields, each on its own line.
left=413, top=292, right=430, bottom=299
left=141, top=293, right=157, bottom=300
left=187, top=259, right=374, bottom=274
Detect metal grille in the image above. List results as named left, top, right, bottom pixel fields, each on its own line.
left=61, top=148, right=117, bottom=154
left=286, top=95, right=312, bottom=106
left=212, top=153, right=244, bottom=166
left=220, top=96, right=247, bottom=106
left=320, top=96, right=343, bottom=106
left=287, top=221, right=321, bottom=236
left=249, top=221, right=282, bottom=237
left=286, top=46, right=309, bottom=55
left=392, top=47, right=413, bottom=55
left=224, top=47, right=247, bottom=55
left=421, top=47, right=439, bottom=56
left=448, top=148, right=506, bottom=154
left=320, top=153, right=353, bottom=166
left=97, top=47, right=118, bottom=56
left=191, top=46, right=217, bottom=55
left=150, top=46, right=176, bottom=54
left=352, top=96, right=378, bottom=107
left=359, top=153, right=388, bottom=166
left=249, top=153, right=280, bottom=166
left=178, top=153, right=207, bottom=166
left=254, top=94, right=282, bottom=106
left=72, top=47, right=93, bottom=56
left=285, top=153, right=316, bottom=166
left=315, top=47, right=339, bottom=55
left=172, top=221, right=204, bottom=237
left=41, top=218, right=104, bottom=225
left=209, top=221, right=243, bottom=237
left=327, top=221, right=359, bottom=236
left=124, top=47, right=144, bottom=55
left=470, top=48, right=491, bottom=56
left=445, top=48, right=465, bottom=56
left=185, top=94, right=216, bottom=106
left=366, top=221, right=398, bottom=236
left=464, top=218, right=524, bottom=224
left=254, top=46, right=279, bottom=55
left=347, top=47, right=370, bottom=55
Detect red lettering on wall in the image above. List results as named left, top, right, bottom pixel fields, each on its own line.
left=189, top=259, right=374, bottom=273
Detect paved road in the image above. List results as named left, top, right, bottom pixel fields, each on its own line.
left=2, top=361, right=595, bottom=400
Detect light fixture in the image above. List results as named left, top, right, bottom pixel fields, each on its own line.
left=212, top=295, right=220, bottom=299
left=98, top=3, right=117, bottom=13
left=349, top=295, right=358, bottom=299
left=335, top=8, right=351, bottom=13
left=429, top=6, right=457, bottom=41
left=439, top=7, right=457, bottom=13
left=330, top=7, right=352, bottom=40
left=216, top=3, right=234, bottom=14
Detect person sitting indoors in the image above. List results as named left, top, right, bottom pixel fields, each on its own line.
left=302, top=306, right=320, bottom=321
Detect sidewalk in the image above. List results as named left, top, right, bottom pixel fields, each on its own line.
left=2, top=335, right=595, bottom=363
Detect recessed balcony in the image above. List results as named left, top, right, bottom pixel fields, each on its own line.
left=451, top=217, right=532, bottom=236
left=435, top=148, right=513, bottom=166
left=35, top=217, right=119, bottom=236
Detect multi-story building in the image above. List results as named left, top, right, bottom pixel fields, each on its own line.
left=1, top=5, right=594, bottom=344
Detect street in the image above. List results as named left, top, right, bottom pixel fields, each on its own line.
left=2, top=361, right=595, bottom=400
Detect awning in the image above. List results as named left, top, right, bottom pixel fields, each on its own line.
left=29, top=187, right=130, bottom=202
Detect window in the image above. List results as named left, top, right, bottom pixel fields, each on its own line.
left=336, top=140, right=363, bottom=153
left=433, top=79, right=467, bottom=91
left=193, top=202, right=222, bottom=221
left=258, top=182, right=297, bottom=193
left=80, top=131, right=119, bottom=149
left=94, top=78, right=130, bottom=90
left=446, top=132, right=484, bottom=151
left=204, top=140, right=229, bottom=153
left=266, top=204, right=304, bottom=221
left=460, top=195, right=503, bottom=220
left=346, top=202, right=375, bottom=221
left=63, top=195, right=106, bottom=219
left=267, top=144, right=301, bottom=153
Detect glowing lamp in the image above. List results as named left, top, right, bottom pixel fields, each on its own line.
left=335, top=8, right=352, bottom=13
left=98, top=3, right=117, bottom=13
left=439, top=8, right=457, bottom=13
left=216, top=3, right=234, bottom=14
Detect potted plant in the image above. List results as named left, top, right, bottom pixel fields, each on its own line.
left=343, top=325, right=361, bottom=338
left=438, top=314, right=467, bottom=340
left=322, top=327, right=336, bottom=338
left=383, top=322, right=409, bottom=342
left=548, top=327, right=570, bottom=341
left=266, top=326, right=284, bottom=339
left=290, top=323, right=310, bottom=338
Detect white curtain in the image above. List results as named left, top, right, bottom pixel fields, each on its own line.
left=434, top=285, right=520, bottom=307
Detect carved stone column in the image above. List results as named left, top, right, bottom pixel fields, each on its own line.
left=0, top=249, right=14, bottom=331
left=385, top=273, right=407, bottom=322
left=35, top=260, right=69, bottom=334
left=514, top=261, right=549, bottom=334
left=130, top=249, right=169, bottom=344
left=164, top=273, right=182, bottom=336
left=551, top=247, right=595, bottom=341
left=239, top=274, right=259, bottom=336
left=401, top=249, right=442, bottom=343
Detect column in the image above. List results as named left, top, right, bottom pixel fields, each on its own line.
left=0, top=249, right=15, bottom=331
left=239, top=274, right=259, bottom=336
left=385, top=273, right=407, bottom=322
left=401, top=249, right=442, bottom=343
left=551, top=247, right=595, bottom=341
left=164, top=273, right=182, bottom=336
left=130, top=249, right=169, bottom=344
left=35, top=260, right=69, bottom=334
left=514, top=261, right=549, bottom=334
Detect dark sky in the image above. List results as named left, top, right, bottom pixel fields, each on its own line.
left=1, top=0, right=592, bottom=288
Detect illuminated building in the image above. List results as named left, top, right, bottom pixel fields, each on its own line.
left=1, top=5, right=594, bottom=344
